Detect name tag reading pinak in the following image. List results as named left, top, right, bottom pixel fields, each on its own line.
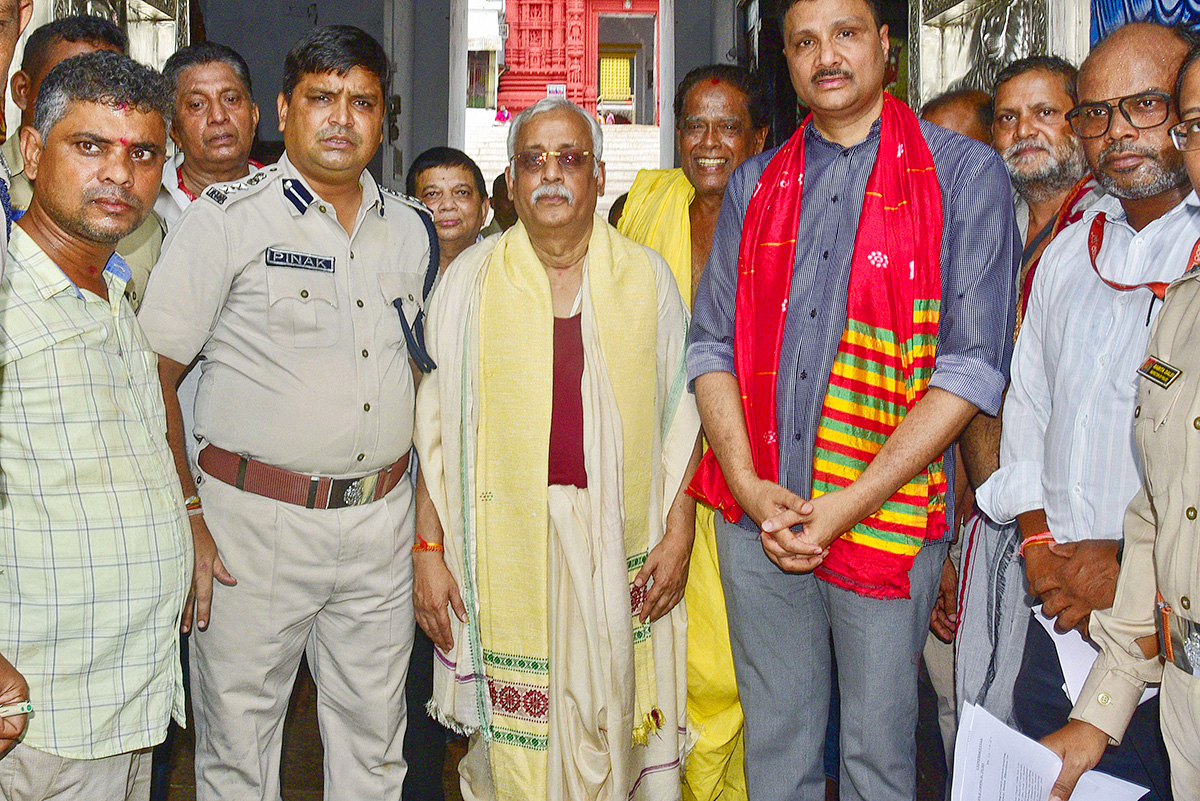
left=1138, top=356, right=1182, bottom=389
left=265, top=247, right=335, bottom=273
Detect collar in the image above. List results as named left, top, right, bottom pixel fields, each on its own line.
left=277, top=152, right=382, bottom=219
left=1083, top=188, right=1200, bottom=230
left=805, top=116, right=883, bottom=153
left=9, top=225, right=130, bottom=302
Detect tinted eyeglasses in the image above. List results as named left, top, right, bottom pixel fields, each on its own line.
left=510, top=149, right=593, bottom=173
left=1066, top=92, right=1172, bottom=139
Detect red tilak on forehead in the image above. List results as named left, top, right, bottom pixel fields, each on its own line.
left=119, top=137, right=130, bottom=146
left=709, top=78, right=721, bottom=85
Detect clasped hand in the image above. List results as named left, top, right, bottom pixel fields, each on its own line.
left=739, top=478, right=861, bottom=573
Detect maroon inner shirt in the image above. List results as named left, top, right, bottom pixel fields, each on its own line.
left=548, top=314, right=587, bottom=488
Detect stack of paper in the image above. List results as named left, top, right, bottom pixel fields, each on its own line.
left=951, top=704, right=1148, bottom=801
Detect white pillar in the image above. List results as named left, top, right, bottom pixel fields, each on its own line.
left=448, top=0, right=468, bottom=150
left=658, top=0, right=674, bottom=168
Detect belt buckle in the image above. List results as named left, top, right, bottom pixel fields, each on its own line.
left=338, top=474, right=378, bottom=507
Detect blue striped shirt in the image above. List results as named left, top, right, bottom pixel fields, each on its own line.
left=687, top=118, right=1019, bottom=534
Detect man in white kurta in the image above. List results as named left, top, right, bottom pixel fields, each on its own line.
left=412, top=97, right=700, bottom=801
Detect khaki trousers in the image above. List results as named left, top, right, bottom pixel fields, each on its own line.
left=1161, top=662, right=1200, bottom=801
left=0, top=744, right=150, bottom=801
left=190, top=468, right=416, bottom=801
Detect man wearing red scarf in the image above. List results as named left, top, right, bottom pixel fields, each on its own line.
left=687, top=0, right=1019, bottom=798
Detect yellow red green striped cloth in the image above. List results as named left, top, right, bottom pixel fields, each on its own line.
left=690, top=94, right=946, bottom=598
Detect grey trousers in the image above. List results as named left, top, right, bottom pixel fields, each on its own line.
left=715, top=516, right=946, bottom=801
left=0, top=745, right=151, bottom=801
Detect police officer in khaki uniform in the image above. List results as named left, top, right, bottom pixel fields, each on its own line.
left=138, top=26, right=435, bottom=800
left=1041, top=43, right=1200, bottom=801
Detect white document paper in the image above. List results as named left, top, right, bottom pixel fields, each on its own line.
left=1032, top=605, right=1156, bottom=706
left=951, top=703, right=1147, bottom=801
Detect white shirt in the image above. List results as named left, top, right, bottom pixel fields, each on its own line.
left=977, top=191, right=1200, bottom=542
left=154, top=151, right=192, bottom=232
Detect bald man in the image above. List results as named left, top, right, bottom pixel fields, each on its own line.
left=921, top=88, right=993, bottom=145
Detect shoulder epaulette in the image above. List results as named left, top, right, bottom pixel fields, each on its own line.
left=379, top=186, right=439, bottom=299
left=380, top=186, right=433, bottom=219
left=199, top=164, right=280, bottom=208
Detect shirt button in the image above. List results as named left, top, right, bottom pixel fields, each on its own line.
left=319, top=204, right=328, bottom=213
left=357, top=299, right=364, bottom=308
left=800, top=370, right=807, bottom=380
left=300, top=289, right=309, bottom=299
left=831, top=195, right=838, bottom=203
left=810, top=308, right=817, bottom=318
left=1134, top=406, right=1141, bottom=418
left=364, top=402, right=371, bottom=412
left=357, top=453, right=365, bottom=462
left=1182, top=596, right=1192, bottom=610
left=350, top=251, right=355, bottom=259
left=794, top=432, right=803, bottom=441
left=362, top=349, right=369, bottom=358
left=1194, top=416, right=1200, bottom=430
left=1098, top=693, right=1112, bottom=706
left=1188, top=507, right=1197, bottom=520
left=822, top=251, right=829, bottom=260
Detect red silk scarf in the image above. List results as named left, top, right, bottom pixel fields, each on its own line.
left=689, top=94, right=946, bottom=598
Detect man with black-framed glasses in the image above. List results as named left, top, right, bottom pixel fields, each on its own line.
left=975, top=22, right=1199, bottom=800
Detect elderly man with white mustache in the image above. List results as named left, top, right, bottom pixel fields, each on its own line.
left=412, top=96, right=701, bottom=800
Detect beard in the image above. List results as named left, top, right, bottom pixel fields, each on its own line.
left=1003, top=135, right=1088, bottom=202
left=1095, top=141, right=1189, bottom=200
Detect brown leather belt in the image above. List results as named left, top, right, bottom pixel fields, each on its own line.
left=198, top=444, right=410, bottom=509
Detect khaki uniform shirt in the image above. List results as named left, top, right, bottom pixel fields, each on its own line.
left=1, top=135, right=164, bottom=309
left=1073, top=267, right=1200, bottom=743
left=137, top=154, right=433, bottom=477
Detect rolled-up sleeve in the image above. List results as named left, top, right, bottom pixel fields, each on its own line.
left=974, top=243, right=1052, bottom=525
left=928, top=151, right=1019, bottom=417
left=686, top=160, right=752, bottom=387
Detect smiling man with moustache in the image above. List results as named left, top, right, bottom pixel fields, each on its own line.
left=975, top=22, right=1200, bottom=801
left=138, top=25, right=433, bottom=800
left=686, top=0, right=1018, bottom=797
left=618, top=62, right=767, bottom=801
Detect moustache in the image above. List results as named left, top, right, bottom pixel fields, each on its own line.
left=1099, top=141, right=1157, bottom=162
left=318, top=126, right=362, bottom=146
left=1003, top=138, right=1049, bottom=159
left=531, top=183, right=574, bottom=205
left=83, top=186, right=142, bottom=212
left=811, top=68, right=853, bottom=85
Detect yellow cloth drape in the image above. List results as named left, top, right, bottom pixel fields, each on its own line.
left=618, top=168, right=694, bottom=304
left=620, top=168, right=748, bottom=801
left=416, top=217, right=699, bottom=799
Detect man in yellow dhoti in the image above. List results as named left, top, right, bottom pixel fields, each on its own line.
left=617, top=65, right=768, bottom=801
left=413, top=96, right=702, bottom=800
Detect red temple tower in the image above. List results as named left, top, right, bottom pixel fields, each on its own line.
left=499, top=0, right=660, bottom=122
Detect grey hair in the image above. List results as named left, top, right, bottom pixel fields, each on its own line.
left=34, top=50, right=173, bottom=141
left=506, top=96, right=604, bottom=175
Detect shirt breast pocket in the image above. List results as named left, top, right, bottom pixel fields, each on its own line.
left=378, top=272, right=425, bottom=351
left=1135, top=379, right=1184, bottom=494
left=265, top=265, right=339, bottom=348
